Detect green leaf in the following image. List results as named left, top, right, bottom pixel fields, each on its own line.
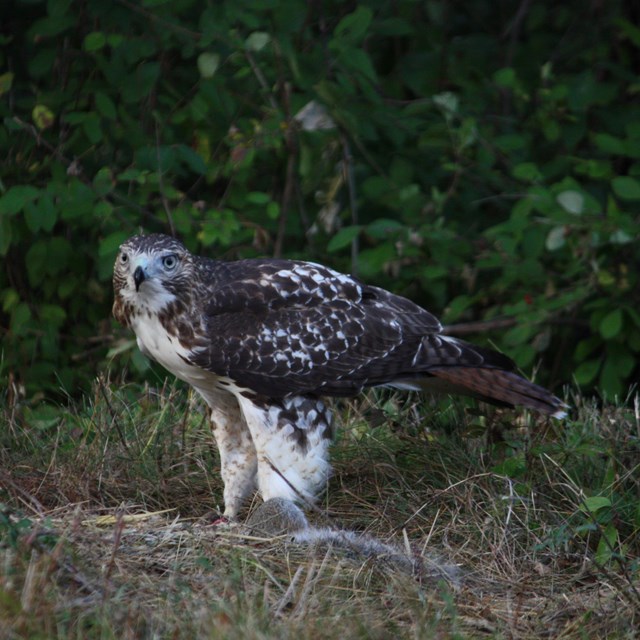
left=99, top=231, right=130, bottom=258
left=432, top=92, right=458, bottom=117
left=29, top=14, right=75, bottom=39
left=612, top=176, right=640, bottom=200
left=493, top=67, right=516, bottom=89
left=513, top=162, right=542, bottom=182
left=334, top=6, right=373, bottom=43
left=93, top=200, right=113, bottom=219
left=492, top=454, right=526, bottom=478
left=40, top=304, right=66, bottom=327
left=24, top=404, right=62, bottom=431
left=595, top=522, right=618, bottom=566
left=599, top=309, right=623, bottom=339
left=357, top=242, right=396, bottom=279
left=0, top=186, right=41, bottom=215
left=366, top=218, right=404, bottom=239
left=327, top=225, right=362, bottom=252
left=556, top=190, right=584, bottom=215
left=609, top=229, right=633, bottom=244
left=176, top=145, right=207, bottom=175
left=131, top=349, right=151, bottom=373
left=545, top=226, right=566, bottom=251
left=11, top=302, right=32, bottom=335
left=503, top=323, right=534, bottom=346
left=95, top=92, right=117, bottom=120
left=83, top=31, right=106, bottom=52
left=2, top=288, right=19, bottom=313
left=0, top=71, right=13, bottom=96
left=92, top=167, right=114, bottom=197
left=246, top=191, right=271, bottom=205
left=24, top=202, right=42, bottom=232
left=37, top=194, right=57, bottom=232
left=83, top=112, right=102, bottom=144
left=245, top=32, right=270, bottom=51
left=593, top=133, right=625, bottom=155
left=574, top=359, right=600, bottom=385
left=616, top=17, right=640, bottom=47
left=266, top=201, right=280, bottom=220
left=582, top=496, right=612, bottom=514
left=197, top=52, right=220, bottom=79
left=32, top=104, right=55, bottom=130
left=341, top=48, right=377, bottom=81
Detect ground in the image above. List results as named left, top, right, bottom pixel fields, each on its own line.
left=1, top=381, right=638, bottom=638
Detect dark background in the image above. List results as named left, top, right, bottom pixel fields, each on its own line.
left=1, top=0, right=639, bottom=400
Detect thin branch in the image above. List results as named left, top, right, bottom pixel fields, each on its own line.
left=97, top=376, right=130, bottom=453
left=503, top=0, right=533, bottom=68
left=245, top=50, right=280, bottom=113
left=0, top=471, right=46, bottom=516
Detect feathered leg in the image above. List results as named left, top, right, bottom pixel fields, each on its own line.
left=198, top=388, right=258, bottom=519
left=235, top=394, right=334, bottom=507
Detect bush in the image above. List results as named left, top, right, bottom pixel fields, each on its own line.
left=1, top=0, right=638, bottom=398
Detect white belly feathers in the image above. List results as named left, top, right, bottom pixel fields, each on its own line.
left=131, top=312, right=214, bottom=387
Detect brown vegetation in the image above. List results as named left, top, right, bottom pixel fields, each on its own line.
left=1, top=386, right=638, bottom=638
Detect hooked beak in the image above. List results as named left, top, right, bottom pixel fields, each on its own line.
left=134, top=266, right=146, bottom=291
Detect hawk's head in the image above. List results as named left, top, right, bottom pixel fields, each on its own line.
left=112, top=234, right=194, bottom=326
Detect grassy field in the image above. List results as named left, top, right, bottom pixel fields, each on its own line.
left=1, top=381, right=639, bottom=638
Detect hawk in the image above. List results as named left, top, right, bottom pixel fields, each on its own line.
left=112, top=234, right=566, bottom=519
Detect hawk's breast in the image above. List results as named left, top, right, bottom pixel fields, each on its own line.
left=131, top=311, right=216, bottom=388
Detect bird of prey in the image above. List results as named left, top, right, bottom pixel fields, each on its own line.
left=112, top=233, right=566, bottom=519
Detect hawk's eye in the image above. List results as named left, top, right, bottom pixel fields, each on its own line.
left=120, top=252, right=128, bottom=264
left=162, top=254, right=178, bottom=270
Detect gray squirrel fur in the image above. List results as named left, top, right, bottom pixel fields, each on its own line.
left=244, top=497, right=460, bottom=587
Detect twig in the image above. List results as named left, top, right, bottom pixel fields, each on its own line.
left=274, top=564, right=304, bottom=616
left=97, top=376, right=130, bottom=453
left=104, top=512, right=125, bottom=585
left=245, top=50, right=280, bottom=113
left=503, top=0, right=533, bottom=68
left=0, top=471, right=46, bottom=516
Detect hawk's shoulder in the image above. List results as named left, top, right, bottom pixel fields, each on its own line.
left=193, top=256, right=366, bottom=317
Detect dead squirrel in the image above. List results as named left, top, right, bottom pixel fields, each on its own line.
left=244, top=497, right=460, bottom=587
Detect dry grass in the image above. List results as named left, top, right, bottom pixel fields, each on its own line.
left=1, top=382, right=639, bottom=638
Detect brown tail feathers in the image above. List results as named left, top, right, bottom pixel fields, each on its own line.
left=426, top=367, right=567, bottom=418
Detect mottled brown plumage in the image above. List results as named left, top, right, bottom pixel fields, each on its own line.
left=112, top=233, right=567, bottom=517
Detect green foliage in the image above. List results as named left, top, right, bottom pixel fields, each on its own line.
left=0, top=1, right=638, bottom=398
left=488, top=401, right=640, bottom=571
left=0, top=507, right=34, bottom=550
